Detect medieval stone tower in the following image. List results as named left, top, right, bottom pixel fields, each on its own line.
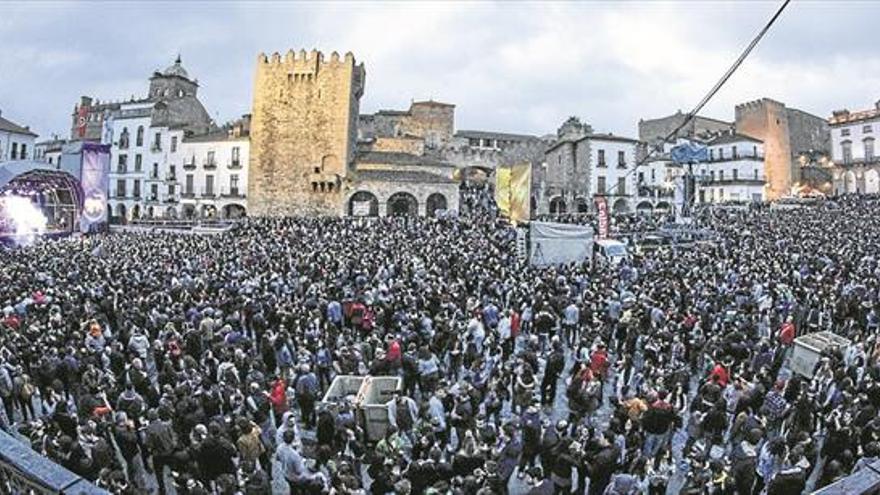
left=248, top=49, right=365, bottom=216
left=735, top=98, right=792, bottom=201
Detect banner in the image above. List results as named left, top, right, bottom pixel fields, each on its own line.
left=671, top=142, right=708, bottom=164
left=79, top=143, right=110, bottom=233
left=495, top=162, right=531, bottom=224
left=595, top=197, right=609, bottom=239
left=529, top=221, right=593, bottom=267
left=76, top=105, right=89, bottom=138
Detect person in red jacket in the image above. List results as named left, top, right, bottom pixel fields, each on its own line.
left=708, top=359, right=730, bottom=387
left=779, top=318, right=796, bottom=346
left=590, top=343, right=610, bottom=380
left=268, top=377, right=288, bottom=422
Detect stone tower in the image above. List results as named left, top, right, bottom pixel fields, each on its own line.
left=248, top=49, right=365, bottom=216
left=735, top=98, right=792, bottom=200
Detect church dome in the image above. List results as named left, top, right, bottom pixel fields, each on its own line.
left=163, top=56, right=189, bottom=79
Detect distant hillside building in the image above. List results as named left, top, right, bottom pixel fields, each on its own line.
left=734, top=98, right=829, bottom=200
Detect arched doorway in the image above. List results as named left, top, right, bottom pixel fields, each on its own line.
left=549, top=197, right=566, bottom=214
left=131, top=204, right=141, bottom=220
left=426, top=193, right=447, bottom=217
left=183, top=204, right=196, bottom=219
left=348, top=191, right=379, bottom=216
left=844, top=171, right=857, bottom=194
left=165, top=206, right=177, bottom=219
left=865, top=169, right=879, bottom=194
left=201, top=204, right=217, bottom=218
left=574, top=197, right=589, bottom=213
left=387, top=192, right=418, bottom=216
left=636, top=201, right=653, bottom=215
left=115, top=203, right=126, bottom=223
left=223, top=204, right=246, bottom=219
left=146, top=206, right=154, bottom=218
left=655, top=201, right=671, bottom=213
left=612, top=198, right=630, bottom=214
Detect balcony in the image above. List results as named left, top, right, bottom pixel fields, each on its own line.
left=708, top=153, right=764, bottom=163
left=699, top=175, right=766, bottom=185
left=617, top=162, right=627, bottom=169
left=597, top=160, right=607, bottom=168
left=203, top=161, right=217, bottom=170
left=164, top=197, right=178, bottom=204
left=114, top=191, right=127, bottom=199
left=221, top=188, right=245, bottom=198
left=836, top=156, right=880, bottom=168
left=165, top=174, right=177, bottom=183
left=114, top=168, right=128, bottom=175
left=145, top=196, right=160, bottom=204
left=150, top=143, right=162, bottom=152
left=201, top=189, right=216, bottom=198
left=147, top=172, right=161, bottom=181
left=228, top=160, right=242, bottom=169
left=132, top=193, right=141, bottom=200
left=183, top=161, right=196, bottom=170
left=181, top=191, right=196, bottom=199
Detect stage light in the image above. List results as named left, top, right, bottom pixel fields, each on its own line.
left=1, top=195, right=47, bottom=242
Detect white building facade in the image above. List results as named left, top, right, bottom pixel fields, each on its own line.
left=829, top=101, right=880, bottom=194
left=0, top=111, right=37, bottom=163
left=695, top=133, right=766, bottom=203
left=179, top=126, right=248, bottom=219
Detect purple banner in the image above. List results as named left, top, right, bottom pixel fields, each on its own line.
left=79, top=143, right=110, bottom=233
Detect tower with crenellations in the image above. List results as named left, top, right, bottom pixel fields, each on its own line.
left=248, top=49, right=365, bottom=216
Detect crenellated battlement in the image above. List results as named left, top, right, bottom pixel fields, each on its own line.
left=736, top=98, right=786, bottom=113
left=257, top=49, right=357, bottom=73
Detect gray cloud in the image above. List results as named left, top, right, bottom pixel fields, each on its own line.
left=0, top=1, right=877, bottom=141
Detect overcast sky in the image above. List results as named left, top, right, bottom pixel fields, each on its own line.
left=1, top=1, right=878, bottom=141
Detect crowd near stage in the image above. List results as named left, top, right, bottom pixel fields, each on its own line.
left=2, top=187, right=880, bottom=495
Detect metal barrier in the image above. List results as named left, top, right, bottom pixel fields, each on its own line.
left=813, top=461, right=880, bottom=495
left=0, top=429, right=108, bottom=494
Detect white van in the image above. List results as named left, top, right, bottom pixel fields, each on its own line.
left=595, top=239, right=628, bottom=265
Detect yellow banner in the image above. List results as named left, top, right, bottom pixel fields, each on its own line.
left=495, top=162, right=531, bottom=224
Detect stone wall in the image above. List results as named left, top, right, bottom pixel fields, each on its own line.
left=639, top=112, right=731, bottom=147
left=786, top=107, right=830, bottom=186
left=248, top=49, right=365, bottom=216
left=370, top=137, right=425, bottom=155
left=346, top=178, right=459, bottom=216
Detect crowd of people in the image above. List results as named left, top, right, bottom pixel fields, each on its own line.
left=0, top=191, right=879, bottom=495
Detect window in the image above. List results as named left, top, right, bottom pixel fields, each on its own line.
left=638, top=172, right=644, bottom=183
left=185, top=174, right=194, bottom=194
left=118, top=154, right=128, bottom=173
left=150, top=184, right=158, bottom=200
left=733, top=169, right=738, bottom=180
left=865, top=125, right=873, bottom=134
left=133, top=180, right=141, bottom=198
left=732, top=146, right=737, bottom=159
left=754, top=170, right=758, bottom=180
left=232, top=147, right=240, bottom=166
left=10, top=143, right=17, bottom=160
left=841, top=128, right=851, bottom=137
left=207, top=151, right=215, bottom=166
left=598, top=150, right=606, bottom=167
left=597, top=176, right=606, bottom=194
left=20, top=144, right=27, bottom=160
left=711, top=171, right=716, bottom=182
left=171, top=136, right=178, bottom=153
left=152, top=163, right=159, bottom=179
left=866, top=139, right=875, bottom=162
left=169, top=165, right=176, bottom=179
left=753, top=145, right=757, bottom=157
left=710, top=149, right=714, bottom=161
left=719, top=148, right=724, bottom=160
left=152, top=132, right=161, bottom=151
left=167, top=184, right=175, bottom=196
left=205, top=175, right=214, bottom=195
left=230, top=174, right=239, bottom=194
left=116, top=179, right=126, bottom=198
left=719, top=170, right=725, bottom=181
left=135, top=154, right=142, bottom=172
left=650, top=169, right=655, bottom=182
left=469, top=138, right=479, bottom=147
left=617, top=177, right=626, bottom=195
left=842, top=141, right=853, bottom=164
left=617, top=150, right=626, bottom=168
left=136, top=126, right=144, bottom=146
left=119, top=128, right=129, bottom=149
